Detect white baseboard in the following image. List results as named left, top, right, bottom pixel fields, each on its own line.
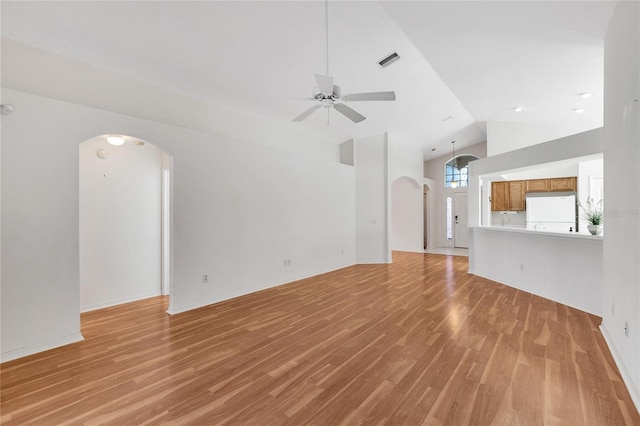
left=80, top=291, right=162, bottom=313
left=0, top=332, right=84, bottom=363
left=168, top=263, right=356, bottom=315
left=600, top=324, right=640, bottom=414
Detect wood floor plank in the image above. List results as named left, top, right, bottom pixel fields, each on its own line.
left=1, top=251, right=638, bottom=425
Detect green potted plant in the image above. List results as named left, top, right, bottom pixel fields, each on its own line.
left=578, top=196, right=603, bottom=235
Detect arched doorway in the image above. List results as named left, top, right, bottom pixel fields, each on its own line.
left=423, top=183, right=430, bottom=249
left=79, top=134, right=173, bottom=312
left=391, top=176, right=423, bottom=256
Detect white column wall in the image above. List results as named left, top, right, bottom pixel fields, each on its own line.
left=354, top=134, right=389, bottom=264
left=601, top=0, right=640, bottom=410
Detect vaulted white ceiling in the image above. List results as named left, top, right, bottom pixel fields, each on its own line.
left=0, top=1, right=615, bottom=160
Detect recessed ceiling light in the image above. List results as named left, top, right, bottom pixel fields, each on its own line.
left=580, top=92, right=593, bottom=99
left=513, top=106, right=524, bottom=112
left=431, top=148, right=436, bottom=151
left=106, top=136, right=125, bottom=146
left=573, top=108, right=585, bottom=113
left=442, top=115, right=454, bottom=122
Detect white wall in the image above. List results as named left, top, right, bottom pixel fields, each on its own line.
left=577, top=158, right=603, bottom=232
left=354, top=134, right=389, bottom=264
left=423, top=141, right=487, bottom=247
left=601, top=0, right=640, bottom=410
left=79, top=138, right=166, bottom=312
left=487, top=120, right=602, bottom=157
left=0, top=88, right=356, bottom=362
left=469, top=228, right=602, bottom=316
left=1, top=91, right=84, bottom=361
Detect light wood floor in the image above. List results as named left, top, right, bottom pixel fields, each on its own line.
left=1, top=252, right=638, bottom=425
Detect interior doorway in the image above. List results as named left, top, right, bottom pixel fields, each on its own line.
left=453, top=192, right=469, bottom=248
left=423, top=184, right=430, bottom=249
left=79, top=134, right=172, bottom=312
left=390, top=176, right=423, bottom=255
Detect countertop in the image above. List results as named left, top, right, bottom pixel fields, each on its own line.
left=469, top=225, right=603, bottom=241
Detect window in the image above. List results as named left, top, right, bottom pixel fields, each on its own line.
left=445, top=155, right=478, bottom=188
left=446, top=196, right=453, bottom=240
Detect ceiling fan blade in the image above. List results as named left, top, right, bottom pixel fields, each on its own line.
left=342, top=91, right=396, bottom=101
left=334, top=103, right=366, bottom=123
left=315, top=74, right=334, bottom=94
left=263, top=96, right=314, bottom=101
left=292, top=105, right=321, bottom=122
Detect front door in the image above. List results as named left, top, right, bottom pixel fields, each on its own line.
left=454, top=192, right=468, bottom=248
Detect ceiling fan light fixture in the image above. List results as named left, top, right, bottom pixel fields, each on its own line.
left=378, top=52, right=400, bottom=68
left=291, top=0, right=396, bottom=124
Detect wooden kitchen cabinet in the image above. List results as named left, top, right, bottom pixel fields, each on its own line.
left=491, top=181, right=524, bottom=211
left=526, top=179, right=549, bottom=192
left=549, top=177, right=577, bottom=191
left=508, top=180, right=526, bottom=211
left=492, top=177, right=577, bottom=211
left=491, top=182, right=509, bottom=211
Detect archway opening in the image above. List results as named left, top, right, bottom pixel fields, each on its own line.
left=79, top=134, right=173, bottom=313
left=391, top=176, right=423, bottom=258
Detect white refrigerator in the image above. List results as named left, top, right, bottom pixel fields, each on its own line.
left=525, top=192, right=577, bottom=232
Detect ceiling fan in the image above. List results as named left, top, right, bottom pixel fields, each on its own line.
left=293, top=75, right=396, bottom=123
left=292, top=1, right=396, bottom=124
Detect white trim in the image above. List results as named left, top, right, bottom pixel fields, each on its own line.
left=80, top=292, right=161, bottom=313
left=0, top=333, right=84, bottom=363
left=167, top=264, right=355, bottom=315
left=600, top=324, right=640, bottom=413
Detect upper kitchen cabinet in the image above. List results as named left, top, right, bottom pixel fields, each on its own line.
left=492, top=177, right=577, bottom=211
left=525, top=177, right=577, bottom=192
left=491, top=181, right=525, bottom=211
left=549, top=177, right=577, bottom=192
left=526, top=179, right=549, bottom=192
left=509, top=181, right=526, bottom=211
left=491, top=181, right=509, bottom=211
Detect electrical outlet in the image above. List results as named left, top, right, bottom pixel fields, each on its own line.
left=520, top=264, right=524, bottom=272
left=283, top=259, right=291, bottom=267
left=341, top=249, right=344, bottom=255
left=625, top=321, right=629, bottom=337
left=202, top=274, right=209, bottom=284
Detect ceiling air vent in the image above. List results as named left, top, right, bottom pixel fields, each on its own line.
left=378, top=52, right=400, bottom=68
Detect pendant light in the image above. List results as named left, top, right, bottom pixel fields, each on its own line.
left=450, top=141, right=458, bottom=188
